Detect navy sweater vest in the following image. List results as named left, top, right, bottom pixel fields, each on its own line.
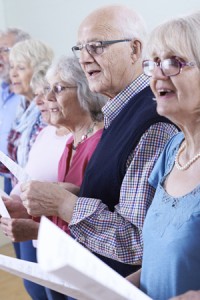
left=79, top=86, right=172, bottom=276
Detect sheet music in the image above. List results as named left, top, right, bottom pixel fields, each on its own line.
left=0, top=189, right=11, bottom=218
left=0, top=188, right=10, bottom=198
left=0, top=254, right=90, bottom=300
left=0, top=196, right=10, bottom=218
left=0, top=150, right=31, bottom=182
left=37, top=217, right=152, bottom=300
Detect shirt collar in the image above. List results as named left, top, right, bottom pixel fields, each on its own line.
left=102, top=74, right=150, bottom=128
left=1, top=81, right=9, bottom=89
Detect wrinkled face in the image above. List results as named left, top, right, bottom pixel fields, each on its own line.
left=77, top=16, right=134, bottom=98
left=150, top=49, right=200, bottom=124
left=46, top=74, right=85, bottom=129
left=0, top=33, right=16, bottom=81
left=34, top=87, right=50, bottom=124
left=9, top=59, right=34, bottom=101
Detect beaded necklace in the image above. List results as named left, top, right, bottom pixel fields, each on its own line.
left=72, top=122, right=96, bottom=151
left=175, top=141, right=200, bottom=171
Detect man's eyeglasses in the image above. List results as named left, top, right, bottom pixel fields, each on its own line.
left=0, top=47, right=11, bottom=55
left=72, top=39, right=131, bottom=59
left=142, top=58, right=196, bottom=77
left=43, top=84, right=77, bottom=96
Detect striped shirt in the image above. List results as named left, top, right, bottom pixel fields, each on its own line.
left=69, top=74, right=178, bottom=264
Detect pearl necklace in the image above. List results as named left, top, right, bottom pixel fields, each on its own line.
left=175, top=141, right=200, bottom=171
left=72, top=122, right=96, bottom=151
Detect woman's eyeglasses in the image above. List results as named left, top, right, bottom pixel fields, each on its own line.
left=0, top=47, right=11, bottom=55
left=44, top=84, right=77, bottom=96
left=143, top=58, right=196, bottom=77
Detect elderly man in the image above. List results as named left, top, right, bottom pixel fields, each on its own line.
left=21, top=5, right=178, bottom=277
left=0, top=28, right=30, bottom=193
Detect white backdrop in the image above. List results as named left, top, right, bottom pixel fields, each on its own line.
left=0, top=0, right=200, bottom=57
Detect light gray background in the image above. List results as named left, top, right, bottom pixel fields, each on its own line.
left=0, top=0, right=199, bottom=57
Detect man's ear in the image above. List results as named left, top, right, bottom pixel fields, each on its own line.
left=130, top=40, right=142, bottom=61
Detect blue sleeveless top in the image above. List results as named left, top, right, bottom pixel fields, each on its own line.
left=140, top=132, right=200, bottom=300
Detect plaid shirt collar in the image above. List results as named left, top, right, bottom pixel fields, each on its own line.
left=102, top=74, right=150, bottom=129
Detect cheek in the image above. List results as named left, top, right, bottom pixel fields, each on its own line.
left=150, top=79, right=156, bottom=96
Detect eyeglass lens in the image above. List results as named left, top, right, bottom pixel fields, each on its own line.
left=0, top=47, right=10, bottom=54
left=143, top=58, right=181, bottom=77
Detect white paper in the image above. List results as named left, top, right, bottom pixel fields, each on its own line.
left=0, top=196, right=10, bottom=218
left=0, top=254, right=89, bottom=299
left=37, top=217, right=152, bottom=300
left=0, top=150, right=31, bottom=182
left=0, top=188, right=10, bottom=198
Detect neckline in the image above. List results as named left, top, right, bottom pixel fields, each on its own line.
left=72, top=122, right=96, bottom=151
left=175, top=140, right=200, bottom=171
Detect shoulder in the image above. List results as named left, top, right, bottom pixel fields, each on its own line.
left=143, top=122, right=178, bottom=138
left=136, top=122, right=179, bottom=152
left=149, top=132, right=184, bottom=188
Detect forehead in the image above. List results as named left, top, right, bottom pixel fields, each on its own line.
left=48, top=73, right=64, bottom=85
left=78, top=15, right=120, bottom=42
left=34, top=86, right=45, bottom=93
left=149, top=46, right=188, bottom=61
left=9, top=58, right=30, bottom=67
left=0, top=33, right=16, bottom=47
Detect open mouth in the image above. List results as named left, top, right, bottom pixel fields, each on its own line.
left=50, top=107, right=59, bottom=113
left=87, top=70, right=100, bottom=77
left=158, top=89, right=174, bottom=97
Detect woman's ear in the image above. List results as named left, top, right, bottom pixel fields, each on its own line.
left=130, top=40, right=142, bottom=62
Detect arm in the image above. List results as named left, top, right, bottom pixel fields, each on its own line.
left=169, top=291, right=200, bottom=300
left=21, top=123, right=177, bottom=263
left=68, top=123, right=177, bottom=264
left=0, top=217, right=39, bottom=242
left=126, top=269, right=141, bottom=288
left=2, top=195, right=30, bottom=219
left=57, top=182, right=80, bottom=195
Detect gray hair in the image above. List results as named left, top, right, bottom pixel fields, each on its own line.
left=0, top=27, right=31, bottom=43
left=46, top=56, right=107, bottom=121
left=30, top=66, right=49, bottom=93
left=9, top=39, right=54, bottom=79
left=145, top=10, right=200, bottom=68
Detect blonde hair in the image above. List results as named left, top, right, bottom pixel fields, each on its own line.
left=145, top=11, right=200, bottom=68
left=9, top=39, right=54, bottom=72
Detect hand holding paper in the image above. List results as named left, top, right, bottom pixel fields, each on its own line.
left=0, top=150, right=31, bottom=183
left=37, top=217, right=152, bottom=300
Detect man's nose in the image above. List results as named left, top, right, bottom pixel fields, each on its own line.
left=79, top=47, right=94, bottom=63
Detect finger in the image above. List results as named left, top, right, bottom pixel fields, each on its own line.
left=0, top=217, right=11, bottom=226
left=20, top=181, right=30, bottom=192
left=1, top=196, right=10, bottom=202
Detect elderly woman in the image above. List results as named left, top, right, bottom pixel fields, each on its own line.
left=0, top=70, right=71, bottom=242
left=1, top=56, right=106, bottom=299
left=19, top=56, right=106, bottom=232
left=127, top=10, right=200, bottom=300
left=7, top=39, right=54, bottom=300
left=0, top=68, right=72, bottom=300
left=8, top=39, right=54, bottom=171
